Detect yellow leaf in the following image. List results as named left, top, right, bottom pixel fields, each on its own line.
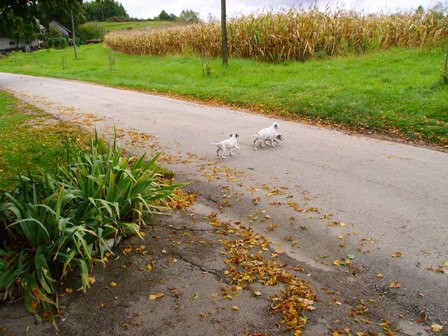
left=392, top=251, right=402, bottom=258
left=149, top=292, right=165, bottom=300
left=376, top=273, right=383, bottom=278
left=389, top=282, right=401, bottom=288
left=65, top=288, right=73, bottom=294
left=444, top=261, right=448, bottom=267
left=431, top=324, right=444, bottom=332
left=339, top=222, right=346, bottom=227
left=170, top=289, right=181, bottom=298
left=333, top=260, right=341, bottom=266
left=232, top=306, right=239, bottom=311
left=110, top=282, right=117, bottom=287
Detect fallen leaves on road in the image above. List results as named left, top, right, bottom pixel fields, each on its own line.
left=166, top=190, right=197, bottom=210
left=148, top=292, right=165, bottom=300
left=431, top=324, right=444, bottom=332
left=389, top=282, right=401, bottom=289
left=207, top=212, right=316, bottom=335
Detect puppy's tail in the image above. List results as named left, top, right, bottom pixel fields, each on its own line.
left=210, top=140, right=219, bottom=145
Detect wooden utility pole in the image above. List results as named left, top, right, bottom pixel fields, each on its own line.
left=221, top=0, right=228, bottom=66
left=71, top=10, right=78, bottom=60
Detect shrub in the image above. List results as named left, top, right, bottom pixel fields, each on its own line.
left=0, top=133, right=181, bottom=320
left=77, top=22, right=107, bottom=43
left=45, top=37, right=68, bottom=49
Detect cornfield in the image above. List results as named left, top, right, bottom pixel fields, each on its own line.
left=105, top=7, right=448, bottom=62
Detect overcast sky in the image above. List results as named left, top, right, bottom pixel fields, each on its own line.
left=114, top=0, right=444, bottom=20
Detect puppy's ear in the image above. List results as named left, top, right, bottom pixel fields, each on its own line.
left=230, top=134, right=233, bottom=137
left=235, top=133, right=239, bottom=138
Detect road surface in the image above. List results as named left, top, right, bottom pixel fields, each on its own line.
left=1, top=72, right=447, bottom=335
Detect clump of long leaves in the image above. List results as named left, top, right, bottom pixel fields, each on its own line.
left=0, top=133, right=180, bottom=320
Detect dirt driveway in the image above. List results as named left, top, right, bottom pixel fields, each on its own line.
left=0, top=73, right=447, bottom=336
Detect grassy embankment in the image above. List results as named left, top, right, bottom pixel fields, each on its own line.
left=79, top=20, right=176, bottom=34
left=0, top=44, right=447, bottom=146
left=0, top=91, right=87, bottom=192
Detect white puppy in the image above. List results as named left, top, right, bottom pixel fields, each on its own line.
left=211, top=133, right=240, bottom=159
left=265, top=132, right=284, bottom=147
left=253, top=122, right=281, bottom=150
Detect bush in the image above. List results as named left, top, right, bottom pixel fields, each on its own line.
left=45, top=37, right=68, bottom=49
left=0, top=133, right=181, bottom=320
left=77, top=23, right=107, bottom=43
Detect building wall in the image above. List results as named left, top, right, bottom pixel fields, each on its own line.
left=0, top=37, right=40, bottom=52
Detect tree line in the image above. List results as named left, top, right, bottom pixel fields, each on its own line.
left=0, top=0, right=200, bottom=47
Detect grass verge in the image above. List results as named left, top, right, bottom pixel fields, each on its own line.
left=0, top=45, right=447, bottom=146
left=0, top=90, right=87, bottom=192
left=82, top=20, right=176, bottom=33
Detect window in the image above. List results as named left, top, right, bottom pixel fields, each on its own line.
left=9, top=41, right=15, bottom=46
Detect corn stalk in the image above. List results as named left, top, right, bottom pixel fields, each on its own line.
left=105, top=7, right=448, bottom=63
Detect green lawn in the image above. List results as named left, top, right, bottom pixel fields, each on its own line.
left=81, top=20, right=176, bottom=33
left=0, top=91, right=87, bottom=192
left=0, top=44, right=447, bottom=145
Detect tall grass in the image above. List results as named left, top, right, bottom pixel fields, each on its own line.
left=106, top=7, right=448, bottom=62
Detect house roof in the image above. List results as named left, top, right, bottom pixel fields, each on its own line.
left=49, top=21, right=72, bottom=36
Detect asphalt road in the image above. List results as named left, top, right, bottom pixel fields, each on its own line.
left=1, top=72, right=447, bottom=334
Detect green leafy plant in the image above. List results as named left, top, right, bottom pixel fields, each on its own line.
left=76, top=22, right=106, bottom=43
left=0, top=132, right=181, bottom=320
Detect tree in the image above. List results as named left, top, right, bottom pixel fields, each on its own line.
left=415, top=5, right=424, bottom=14
left=83, top=0, right=128, bottom=21
left=156, top=10, right=176, bottom=21
left=38, top=0, right=84, bottom=27
left=178, top=9, right=200, bottom=23
left=0, top=0, right=82, bottom=43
